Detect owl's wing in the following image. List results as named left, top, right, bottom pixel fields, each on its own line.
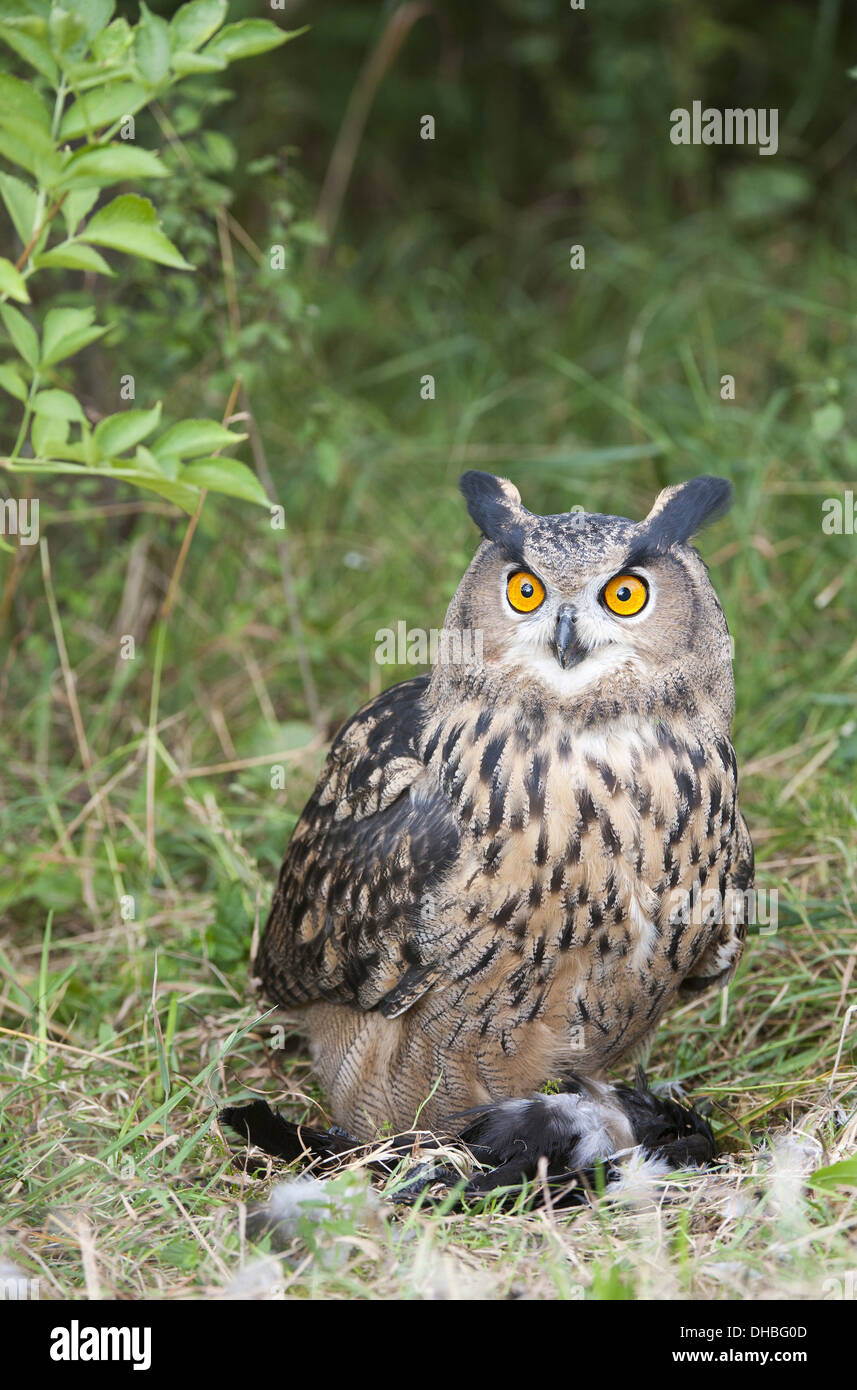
left=679, top=806, right=754, bottom=996
left=256, top=675, right=459, bottom=1018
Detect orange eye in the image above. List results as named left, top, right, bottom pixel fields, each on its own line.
left=601, top=573, right=649, bottom=617
left=506, top=570, right=546, bottom=613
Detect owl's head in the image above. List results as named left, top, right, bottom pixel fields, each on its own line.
left=439, top=471, right=735, bottom=727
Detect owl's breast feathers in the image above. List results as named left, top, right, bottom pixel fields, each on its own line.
left=257, top=675, right=752, bottom=1065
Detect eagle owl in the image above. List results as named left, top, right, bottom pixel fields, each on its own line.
left=255, top=472, right=753, bottom=1172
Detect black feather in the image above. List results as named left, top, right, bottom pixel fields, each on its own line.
left=219, top=1100, right=343, bottom=1163
left=614, top=1070, right=716, bottom=1166
left=625, top=474, right=733, bottom=569
left=220, top=1099, right=447, bottom=1169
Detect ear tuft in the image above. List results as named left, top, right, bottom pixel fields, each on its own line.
left=459, top=471, right=526, bottom=552
left=495, top=476, right=522, bottom=507
left=628, top=475, right=732, bottom=563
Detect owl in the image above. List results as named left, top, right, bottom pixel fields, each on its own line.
left=252, top=472, right=753, bottom=1183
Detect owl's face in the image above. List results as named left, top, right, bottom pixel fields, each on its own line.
left=439, top=472, right=735, bottom=726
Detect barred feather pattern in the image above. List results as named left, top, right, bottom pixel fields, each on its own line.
left=257, top=673, right=752, bottom=1137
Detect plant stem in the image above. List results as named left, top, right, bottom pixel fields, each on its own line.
left=14, top=193, right=68, bottom=273
left=9, top=372, right=40, bottom=463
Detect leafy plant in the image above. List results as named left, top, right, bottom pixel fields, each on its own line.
left=0, top=0, right=302, bottom=512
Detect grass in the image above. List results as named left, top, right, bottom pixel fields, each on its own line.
left=2, top=36, right=857, bottom=1298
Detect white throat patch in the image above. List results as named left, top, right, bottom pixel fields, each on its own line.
left=499, top=642, right=641, bottom=697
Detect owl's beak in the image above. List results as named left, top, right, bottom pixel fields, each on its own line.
left=554, top=605, right=585, bottom=669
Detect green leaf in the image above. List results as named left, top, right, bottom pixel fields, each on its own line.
left=81, top=0, right=116, bottom=43
left=93, top=402, right=162, bottom=457
left=49, top=6, right=89, bottom=57
left=0, top=112, right=63, bottom=184
left=132, top=444, right=164, bottom=473
left=0, top=256, right=29, bottom=303
left=152, top=449, right=179, bottom=480
left=0, top=362, right=28, bottom=401
left=32, top=411, right=70, bottom=458
left=0, top=75, right=51, bottom=132
left=108, top=466, right=200, bottom=512
left=170, top=50, right=225, bottom=76
left=135, top=1, right=171, bottom=86
left=32, top=389, right=86, bottom=422
left=810, top=1157, right=857, bottom=1192
left=61, top=55, right=136, bottom=88
left=0, top=18, right=59, bottom=83
left=62, top=187, right=100, bottom=236
left=34, top=242, right=114, bottom=276
left=170, top=0, right=227, bottom=52
left=41, top=306, right=107, bottom=367
left=92, top=17, right=132, bottom=65
left=202, top=19, right=301, bottom=63
left=55, top=144, right=169, bottom=192
left=0, top=171, right=38, bottom=246
left=0, top=302, right=38, bottom=369
left=49, top=437, right=91, bottom=465
left=181, top=456, right=268, bottom=506
left=60, top=81, right=149, bottom=141
left=79, top=194, right=193, bottom=270
left=153, top=418, right=246, bottom=459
